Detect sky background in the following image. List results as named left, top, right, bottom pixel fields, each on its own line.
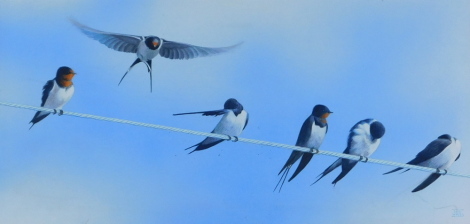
left=0, top=0, right=469, bottom=223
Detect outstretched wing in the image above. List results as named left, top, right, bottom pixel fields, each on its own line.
left=159, top=39, right=241, bottom=60
left=71, top=19, right=142, bottom=53
left=173, top=109, right=226, bottom=116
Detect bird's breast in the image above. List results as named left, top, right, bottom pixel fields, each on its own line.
left=43, top=83, right=74, bottom=109
left=137, top=41, right=160, bottom=61
left=305, top=123, right=326, bottom=149
left=419, top=139, right=461, bottom=169
left=213, top=110, right=248, bottom=136
left=349, top=135, right=380, bottom=157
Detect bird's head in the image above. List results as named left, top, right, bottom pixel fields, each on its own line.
left=370, top=121, right=385, bottom=140
left=56, top=66, right=76, bottom=87
left=438, top=134, right=452, bottom=140
left=312, top=104, right=332, bottom=119
left=224, top=98, right=244, bottom=115
left=145, top=36, right=161, bottom=50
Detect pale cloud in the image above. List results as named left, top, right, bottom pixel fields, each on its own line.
left=0, top=0, right=92, bottom=21
left=0, top=174, right=112, bottom=224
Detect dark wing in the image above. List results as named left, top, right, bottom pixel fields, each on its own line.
left=331, top=160, right=358, bottom=185
left=71, top=19, right=142, bottom=53
left=313, top=158, right=342, bottom=184
left=173, top=109, right=226, bottom=116
left=383, top=167, right=404, bottom=175
left=412, top=173, right=441, bottom=193
left=409, top=138, right=452, bottom=165
left=384, top=138, right=452, bottom=175
left=282, top=116, right=315, bottom=181
left=295, top=116, right=314, bottom=146
left=288, top=153, right=314, bottom=182
left=40, top=80, right=54, bottom=107
left=159, top=39, right=241, bottom=60
left=455, top=153, right=461, bottom=161
left=29, top=111, right=50, bottom=129
left=278, top=150, right=302, bottom=175
left=185, top=137, right=224, bottom=154
left=243, top=113, right=249, bottom=130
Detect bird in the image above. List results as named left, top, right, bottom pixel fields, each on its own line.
left=173, top=98, right=248, bottom=154
left=383, top=134, right=461, bottom=193
left=312, top=119, right=385, bottom=185
left=274, top=104, right=332, bottom=192
left=70, top=19, right=240, bottom=92
left=29, top=66, right=76, bottom=129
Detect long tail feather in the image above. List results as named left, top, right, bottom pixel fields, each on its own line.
left=288, top=153, right=314, bottom=182
left=119, top=58, right=141, bottom=86
left=412, top=173, right=441, bottom=193
left=312, top=158, right=342, bottom=185
left=274, top=168, right=290, bottom=192
left=144, top=60, right=153, bottom=92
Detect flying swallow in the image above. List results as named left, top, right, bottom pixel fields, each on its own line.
left=313, top=119, right=385, bottom=185
left=71, top=19, right=240, bottom=92
left=29, top=66, right=76, bottom=129
left=383, top=134, right=461, bottom=192
left=274, top=104, right=332, bottom=192
left=174, top=98, right=248, bottom=154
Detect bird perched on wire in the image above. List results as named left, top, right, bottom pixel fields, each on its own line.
left=174, top=98, right=248, bottom=154
left=70, top=19, right=241, bottom=92
left=29, top=66, right=76, bottom=129
left=274, top=104, right=332, bottom=192
left=383, top=134, right=461, bottom=192
left=313, top=119, right=385, bottom=185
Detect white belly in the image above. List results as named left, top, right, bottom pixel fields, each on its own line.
left=419, top=138, right=461, bottom=169
left=305, top=123, right=326, bottom=149
left=43, top=82, right=74, bottom=109
left=137, top=41, right=159, bottom=61
left=213, top=110, right=248, bottom=136
left=349, top=122, right=381, bottom=157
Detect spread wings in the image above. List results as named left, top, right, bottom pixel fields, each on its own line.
left=71, top=19, right=143, bottom=53
left=159, top=40, right=241, bottom=60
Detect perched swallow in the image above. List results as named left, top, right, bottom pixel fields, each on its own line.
left=174, top=98, right=248, bottom=154
left=313, top=119, right=385, bottom=185
left=71, top=19, right=240, bottom=92
left=29, top=66, right=76, bottom=129
left=383, top=134, right=461, bottom=192
left=274, top=104, right=332, bottom=192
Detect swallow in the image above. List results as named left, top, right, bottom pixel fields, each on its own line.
left=174, top=98, right=248, bottom=154
left=29, top=66, right=76, bottom=129
left=312, top=119, right=385, bottom=185
left=383, top=134, right=461, bottom=192
left=71, top=19, right=240, bottom=92
left=274, top=104, right=332, bottom=192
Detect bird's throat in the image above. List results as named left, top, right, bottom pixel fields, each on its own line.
left=58, top=73, right=75, bottom=87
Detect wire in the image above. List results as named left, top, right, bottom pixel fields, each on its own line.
left=1, top=101, right=468, bottom=178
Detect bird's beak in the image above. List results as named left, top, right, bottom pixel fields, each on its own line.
left=153, top=41, right=159, bottom=47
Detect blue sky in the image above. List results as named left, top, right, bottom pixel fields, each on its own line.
left=0, top=0, right=469, bottom=223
